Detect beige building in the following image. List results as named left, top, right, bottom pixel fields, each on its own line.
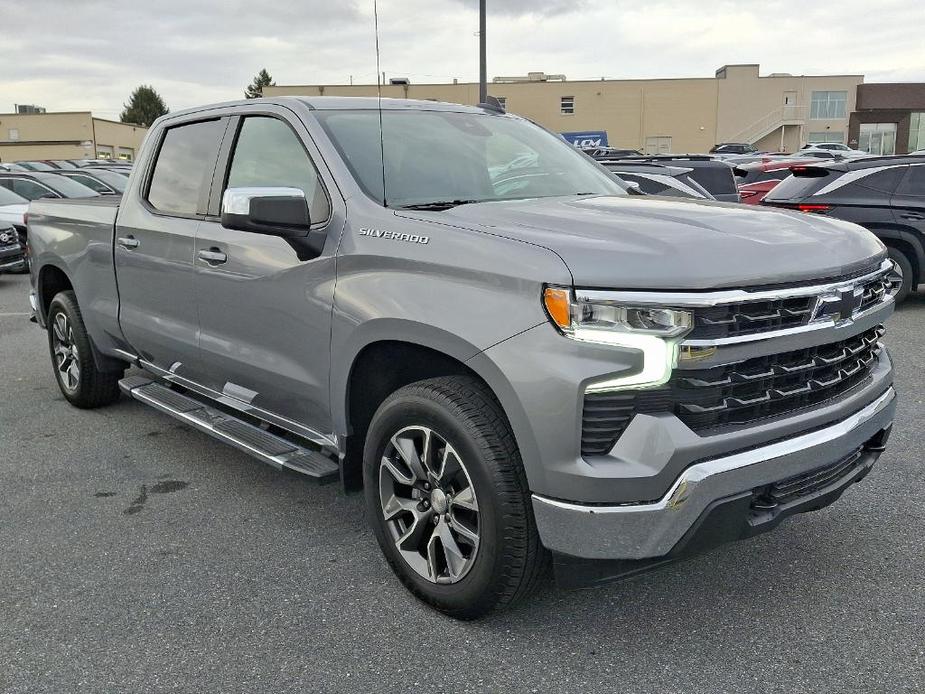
left=265, top=64, right=862, bottom=154
left=0, top=111, right=147, bottom=163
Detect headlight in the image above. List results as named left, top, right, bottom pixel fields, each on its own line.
left=543, top=286, right=693, bottom=392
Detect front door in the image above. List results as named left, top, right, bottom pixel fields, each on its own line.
left=192, top=112, right=339, bottom=432
left=115, top=117, right=227, bottom=375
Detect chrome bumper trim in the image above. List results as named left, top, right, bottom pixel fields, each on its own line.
left=533, top=387, right=895, bottom=560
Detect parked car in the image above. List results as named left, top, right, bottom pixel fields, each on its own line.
left=0, top=172, right=100, bottom=202
left=57, top=169, right=127, bottom=195
left=44, top=160, right=80, bottom=170
left=733, top=159, right=808, bottom=204
left=600, top=161, right=715, bottom=199
left=68, top=159, right=124, bottom=168
left=709, top=142, right=759, bottom=155
left=763, top=155, right=925, bottom=302
left=581, top=147, right=644, bottom=159
left=601, top=155, right=740, bottom=202
left=13, top=161, right=57, bottom=172
left=801, top=142, right=867, bottom=157
left=28, top=96, right=896, bottom=618
left=0, top=223, right=26, bottom=276
left=0, top=186, right=29, bottom=231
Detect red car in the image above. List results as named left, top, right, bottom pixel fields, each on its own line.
left=734, top=159, right=807, bottom=204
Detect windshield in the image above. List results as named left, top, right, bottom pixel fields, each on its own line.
left=315, top=109, right=624, bottom=208
left=0, top=187, right=28, bottom=205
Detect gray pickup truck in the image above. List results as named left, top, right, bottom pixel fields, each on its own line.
left=28, top=97, right=897, bottom=618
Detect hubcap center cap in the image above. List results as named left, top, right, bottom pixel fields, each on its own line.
left=430, top=488, right=449, bottom=515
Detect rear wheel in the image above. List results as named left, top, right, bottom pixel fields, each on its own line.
left=47, top=290, right=123, bottom=408
left=363, top=375, right=545, bottom=619
left=887, top=247, right=914, bottom=304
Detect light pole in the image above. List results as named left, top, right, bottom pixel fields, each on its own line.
left=479, top=0, right=487, bottom=103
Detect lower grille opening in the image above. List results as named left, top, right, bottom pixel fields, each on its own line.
left=751, top=447, right=864, bottom=512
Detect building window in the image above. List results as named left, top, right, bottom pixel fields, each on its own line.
left=810, top=91, right=847, bottom=119
left=560, top=96, right=574, bottom=115
left=807, top=131, right=845, bottom=144
left=8, top=128, right=19, bottom=141
left=909, top=113, right=925, bottom=152
left=644, top=136, right=672, bottom=155
left=859, top=123, right=897, bottom=156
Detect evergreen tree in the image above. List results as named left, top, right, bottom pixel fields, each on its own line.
left=245, top=69, right=276, bottom=99
left=119, top=85, right=169, bottom=127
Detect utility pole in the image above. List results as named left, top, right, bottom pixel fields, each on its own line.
left=479, top=0, right=487, bottom=103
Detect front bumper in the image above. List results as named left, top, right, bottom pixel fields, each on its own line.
left=532, top=386, right=895, bottom=561
left=0, top=246, right=25, bottom=272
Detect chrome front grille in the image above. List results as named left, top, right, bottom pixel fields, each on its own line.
left=671, top=325, right=884, bottom=432
left=686, top=263, right=894, bottom=342
left=580, top=326, right=885, bottom=455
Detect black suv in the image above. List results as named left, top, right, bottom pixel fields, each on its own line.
left=763, top=156, right=925, bottom=302
left=710, top=142, right=758, bottom=155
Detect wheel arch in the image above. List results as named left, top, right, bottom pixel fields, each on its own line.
left=334, top=321, right=530, bottom=491
left=866, top=223, right=924, bottom=284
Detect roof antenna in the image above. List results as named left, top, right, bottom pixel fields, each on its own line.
left=374, top=0, right=387, bottom=207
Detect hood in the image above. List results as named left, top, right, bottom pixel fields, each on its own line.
left=428, top=195, right=885, bottom=289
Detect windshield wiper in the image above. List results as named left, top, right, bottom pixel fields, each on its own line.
left=399, top=199, right=482, bottom=211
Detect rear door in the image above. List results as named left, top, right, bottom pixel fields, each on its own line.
left=191, top=107, right=342, bottom=432
left=891, top=163, right=925, bottom=229
left=114, top=117, right=227, bottom=375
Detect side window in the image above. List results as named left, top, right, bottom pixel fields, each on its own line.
left=69, top=174, right=110, bottom=193
left=897, top=165, right=925, bottom=197
left=225, top=116, right=330, bottom=223
left=13, top=179, right=56, bottom=200
left=854, top=167, right=905, bottom=194
left=147, top=119, right=226, bottom=216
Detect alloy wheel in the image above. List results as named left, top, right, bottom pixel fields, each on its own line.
left=378, top=425, right=480, bottom=584
left=51, top=312, right=80, bottom=392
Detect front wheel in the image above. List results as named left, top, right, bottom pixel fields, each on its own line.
left=363, top=376, right=545, bottom=619
left=47, top=290, right=123, bottom=408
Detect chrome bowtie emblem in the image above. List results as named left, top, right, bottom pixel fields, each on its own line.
left=814, top=285, right=863, bottom=324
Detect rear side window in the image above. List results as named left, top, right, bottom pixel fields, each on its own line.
left=853, top=167, right=905, bottom=194
left=688, top=165, right=737, bottom=195
left=147, top=119, right=225, bottom=215
left=225, top=116, right=330, bottom=222
left=67, top=173, right=111, bottom=193
left=897, top=165, right=925, bottom=196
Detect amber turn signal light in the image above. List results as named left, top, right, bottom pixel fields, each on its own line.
left=543, top=287, right=572, bottom=331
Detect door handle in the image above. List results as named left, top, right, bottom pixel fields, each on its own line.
left=198, top=248, right=227, bottom=265
left=901, top=213, right=925, bottom=221
left=117, top=236, right=139, bottom=249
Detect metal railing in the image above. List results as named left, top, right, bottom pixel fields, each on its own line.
left=729, top=105, right=807, bottom=145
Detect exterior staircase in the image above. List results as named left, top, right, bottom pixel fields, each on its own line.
left=728, top=105, right=807, bottom=145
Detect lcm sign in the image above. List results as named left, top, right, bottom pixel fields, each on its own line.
left=561, top=130, right=609, bottom=149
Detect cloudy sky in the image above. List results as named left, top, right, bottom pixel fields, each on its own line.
left=3, top=0, right=924, bottom=118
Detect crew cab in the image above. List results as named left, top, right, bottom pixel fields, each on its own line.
left=27, top=97, right=898, bottom=618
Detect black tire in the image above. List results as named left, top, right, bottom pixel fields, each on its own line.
left=47, top=290, right=123, bottom=408
left=887, top=247, right=914, bottom=304
left=363, top=375, right=545, bottom=619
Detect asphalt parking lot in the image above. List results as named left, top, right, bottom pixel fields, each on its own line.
left=1, top=271, right=923, bottom=694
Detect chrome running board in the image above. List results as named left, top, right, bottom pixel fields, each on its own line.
left=119, top=376, right=339, bottom=483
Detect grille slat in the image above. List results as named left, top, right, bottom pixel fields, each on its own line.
left=581, top=325, right=884, bottom=456
left=686, top=269, right=891, bottom=341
